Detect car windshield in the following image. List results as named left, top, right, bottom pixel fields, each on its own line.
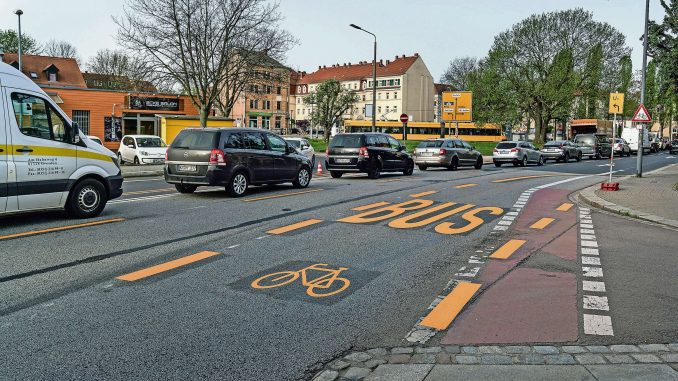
left=285, top=140, right=301, bottom=148
left=136, top=137, right=166, bottom=148
left=330, top=135, right=362, bottom=148
left=417, top=140, right=444, bottom=148
left=496, top=142, right=517, bottom=149
left=575, top=136, right=595, bottom=146
left=171, top=131, right=219, bottom=150
left=544, top=141, right=564, bottom=147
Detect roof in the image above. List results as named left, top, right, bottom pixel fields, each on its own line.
left=0, top=61, right=45, bottom=94
left=2, top=53, right=86, bottom=88
left=297, top=54, right=421, bottom=85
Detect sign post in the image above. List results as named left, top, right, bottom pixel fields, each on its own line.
left=441, top=92, right=473, bottom=138
left=400, top=113, right=409, bottom=141
left=607, top=93, right=625, bottom=184
left=631, top=104, right=652, bottom=177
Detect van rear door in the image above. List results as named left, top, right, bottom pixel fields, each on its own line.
left=0, top=88, right=9, bottom=213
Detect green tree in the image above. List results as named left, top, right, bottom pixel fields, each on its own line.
left=578, top=44, right=603, bottom=119
left=440, top=57, right=478, bottom=90
left=306, top=79, right=359, bottom=141
left=0, top=29, right=41, bottom=54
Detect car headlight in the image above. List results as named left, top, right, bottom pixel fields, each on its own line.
left=139, top=151, right=149, bottom=156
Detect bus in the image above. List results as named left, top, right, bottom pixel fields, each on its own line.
left=343, top=120, right=506, bottom=142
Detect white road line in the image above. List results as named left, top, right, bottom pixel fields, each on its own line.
left=582, top=256, right=601, bottom=265
left=498, top=220, right=513, bottom=226
left=581, top=240, right=598, bottom=248
left=580, top=229, right=595, bottom=234
left=582, top=247, right=599, bottom=255
left=583, top=314, right=614, bottom=335
left=582, top=266, right=603, bottom=277
left=109, top=193, right=177, bottom=204
left=227, top=244, right=240, bottom=249
left=581, top=224, right=594, bottom=229
left=583, top=295, right=610, bottom=311
left=583, top=280, right=606, bottom=292
left=581, top=234, right=597, bottom=240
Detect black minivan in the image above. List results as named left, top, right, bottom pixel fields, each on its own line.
left=325, top=133, right=414, bottom=179
left=164, top=128, right=313, bottom=196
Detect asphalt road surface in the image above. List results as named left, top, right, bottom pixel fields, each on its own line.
left=1, top=152, right=676, bottom=380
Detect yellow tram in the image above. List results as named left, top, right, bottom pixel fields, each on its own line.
left=343, top=120, right=506, bottom=142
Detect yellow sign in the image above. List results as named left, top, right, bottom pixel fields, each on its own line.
left=442, top=91, right=473, bottom=122
left=251, top=263, right=350, bottom=298
left=608, top=93, right=624, bottom=114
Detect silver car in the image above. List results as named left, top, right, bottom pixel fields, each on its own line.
left=493, top=141, right=544, bottom=167
left=413, top=138, right=483, bottom=170
left=284, top=137, right=315, bottom=165
left=612, top=138, right=631, bottom=157
left=541, top=140, right=582, bottom=162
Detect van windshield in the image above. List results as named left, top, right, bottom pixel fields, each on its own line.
left=496, top=142, right=517, bottom=149
left=417, top=140, right=444, bottom=148
left=172, top=131, right=219, bottom=150
left=330, top=135, right=362, bottom=148
left=575, top=136, right=595, bottom=146
left=136, top=137, right=167, bottom=148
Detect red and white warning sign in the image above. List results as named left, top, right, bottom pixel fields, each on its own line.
left=631, top=104, right=652, bottom=123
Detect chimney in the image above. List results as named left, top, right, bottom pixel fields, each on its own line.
left=379, top=59, right=383, bottom=65
left=386, top=60, right=390, bottom=65
left=414, top=53, right=419, bottom=57
left=395, top=55, right=398, bottom=60
left=348, top=63, right=352, bottom=66
left=318, top=65, right=321, bottom=70
left=402, top=54, right=406, bottom=58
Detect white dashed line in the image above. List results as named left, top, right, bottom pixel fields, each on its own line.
left=582, top=266, right=604, bottom=277
left=582, top=256, right=601, bottom=265
left=583, top=280, right=606, bottom=292
left=583, top=314, right=614, bottom=335
left=583, top=295, right=610, bottom=311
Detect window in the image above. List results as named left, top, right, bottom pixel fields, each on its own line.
left=275, top=116, right=281, bottom=129
left=365, top=135, right=378, bottom=147
left=224, top=133, right=245, bottom=149
left=378, top=93, right=382, bottom=100
left=243, top=132, right=266, bottom=149
left=385, top=106, right=390, bottom=112
left=393, top=106, right=398, bottom=113
left=276, top=101, right=281, bottom=110
left=454, top=140, right=464, bottom=148
left=248, top=116, right=257, bottom=128
left=266, top=86, right=272, bottom=94
left=276, top=86, right=281, bottom=95
left=250, top=100, right=259, bottom=109
left=380, top=80, right=386, bottom=86
left=136, top=137, right=166, bottom=148
left=376, top=135, right=389, bottom=148
left=388, top=79, right=394, bottom=86
left=264, top=100, right=271, bottom=110
left=29, top=72, right=38, bottom=79
left=72, top=110, right=90, bottom=135
left=394, top=92, right=398, bottom=99
left=386, top=93, right=390, bottom=100
left=353, top=84, right=357, bottom=89
left=262, top=116, right=270, bottom=129
left=395, top=79, right=400, bottom=86
left=266, top=134, right=287, bottom=152
left=462, top=141, right=473, bottom=150
left=362, top=95, right=366, bottom=101
left=387, top=136, right=400, bottom=149
left=48, top=73, right=57, bottom=82
left=377, top=106, right=382, bottom=113
left=11, top=92, right=70, bottom=143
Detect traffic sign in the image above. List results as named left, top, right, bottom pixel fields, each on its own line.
left=399, top=113, right=409, bottom=123
left=608, top=92, right=624, bottom=114
left=631, top=104, right=652, bottom=123
left=442, top=91, right=472, bottom=122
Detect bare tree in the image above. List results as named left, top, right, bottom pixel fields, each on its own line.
left=115, top=0, right=295, bottom=126
left=43, top=40, right=79, bottom=61
left=86, top=49, right=150, bottom=79
left=440, top=57, right=478, bottom=90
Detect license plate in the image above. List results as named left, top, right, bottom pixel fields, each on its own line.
left=548, top=149, right=559, bottom=152
left=335, top=158, right=351, bottom=164
left=420, top=152, right=433, bottom=157
left=153, top=159, right=164, bottom=164
left=177, top=165, right=197, bottom=172
left=501, top=150, right=509, bottom=154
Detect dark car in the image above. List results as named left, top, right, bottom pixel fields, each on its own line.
left=164, top=128, right=313, bottom=197
left=413, top=138, right=483, bottom=170
left=325, top=133, right=414, bottom=179
left=670, top=140, right=678, bottom=155
left=573, top=133, right=612, bottom=159
left=540, top=140, right=582, bottom=162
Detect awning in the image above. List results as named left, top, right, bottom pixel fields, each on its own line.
left=248, top=112, right=273, bottom=117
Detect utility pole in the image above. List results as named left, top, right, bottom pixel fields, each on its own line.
left=350, top=24, right=377, bottom=132
left=637, top=0, right=649, bottom=178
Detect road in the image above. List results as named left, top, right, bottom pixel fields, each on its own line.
left=0, top=153, right=676, bottom=380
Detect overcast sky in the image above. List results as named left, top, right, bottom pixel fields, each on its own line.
left=0, top=0, right=666, bottom=80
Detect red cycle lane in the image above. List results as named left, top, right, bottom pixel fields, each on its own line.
left=441, top=188, right=580, bottom=345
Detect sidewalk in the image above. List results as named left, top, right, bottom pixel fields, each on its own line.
left=121, top=164, right=164, bottom=178
left=578, top=163, right=678, bottom=228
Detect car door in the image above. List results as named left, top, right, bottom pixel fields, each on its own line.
left=375, top=134, right=394, bottom=169
left=9, top=91, right=78, bottom=210
left=386, top=135, right=406, bottom=169
left=266, top=133, right=296, bottom=180
left=242, top=131, right=272, bottom=183
left=461, top=140, right=476, bottom=164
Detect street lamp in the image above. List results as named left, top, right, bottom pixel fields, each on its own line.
left=15, top=9, right=23, bottom=72
left=350, top=23, right=377, bottom=133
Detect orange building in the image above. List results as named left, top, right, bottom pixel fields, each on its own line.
left=2, top=53, right=200, bottom=150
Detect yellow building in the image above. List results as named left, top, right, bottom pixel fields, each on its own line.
left=158, top=115, right=235, bottom=144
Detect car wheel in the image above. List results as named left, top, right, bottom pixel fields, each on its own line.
left=449, top=157, right=459, bottom=171
left=175, top=184, right=198, bottom=194
left=227, top=172, right=249, bottom=197
left=538, top=156, right=545, bottom=166
left=311, top=155, right=316, bottom=167
left=403, top=160, right=414, bottom=176
left=330, top=171, right=343, bottom=178
left=474, top=157, right=483, bottom=169
left=418, top=165, right=427, bottom=171
left=293, top=166, right=311, bottom=188
left=576, top=152, right=582, bottom=162
left=368, top=161, right=382, bottom=179
left=117, top=152, right=125, bottom=165
left=494, top=162, right=502, bottom=167
left=564, top=152, right=570, bottom=162
left=521, top=156, right=528, bottom=167
left=134, top=156, right=140, bottom=165
left=66, top=179, right=107, bottom=218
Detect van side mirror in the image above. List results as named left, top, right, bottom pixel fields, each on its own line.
left=71, top=122, right=80, bottom=144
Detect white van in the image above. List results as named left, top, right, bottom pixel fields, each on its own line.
left=621, top=127, right=650, bottom=154
left=1, top=62, right=123, bottom=218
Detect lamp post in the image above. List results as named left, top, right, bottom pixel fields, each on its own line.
left=15, top=9, right=23, bottom=71
left=350, top=23, right=377, bottom=133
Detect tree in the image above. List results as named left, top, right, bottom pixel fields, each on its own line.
left=0, top=29, right=41, bottom=54
left=43, top=40, right=79, bottom=61
left=306, top=79, right=359, bottom=141
left=86, top=49, right=149, bottom=78
left=440, top=57, right=478, bottom=90
left=485, top=9, right=631, bottom=144
left=115, top=0, right=295, bottom=126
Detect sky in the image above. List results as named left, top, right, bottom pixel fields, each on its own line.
left=0, top=0, right=667, bottom=81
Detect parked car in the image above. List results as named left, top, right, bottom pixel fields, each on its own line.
left=413, top=138, right=483, bottom=170
left=611, top=138, right=631, bottom=157
left=669, top=140, right=678, bottom=155
left=164, top=128, right=313, bottom=196
left=118, top=135, right=167, bottom=165
left=540, top=140, right=582, bottom=162
left=325, top=133, right=414, bottom=179
left=284, top=137, right=315, bottom=165
left=492, top=141, right=544, bottom=167
left=87, top=135, right=103, bottom=145
left=572, top=134, right=612, bottom=159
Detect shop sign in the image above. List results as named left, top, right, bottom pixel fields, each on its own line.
left=129, top=96, right=180, bottom=111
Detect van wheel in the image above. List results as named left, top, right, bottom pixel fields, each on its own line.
left=330, top=171, right=343, bottom=178
left=134, top=156, right=140, bottom=165
left=66, top=179, right=107, bottom=218
left=227, top=172, right=249, bottom=197
left=293, top=166, right=311, bottom=188
left=175, top=184, right=198, bottom=194
left=474, top=157, right=483, bottom=169
left=117, top=152, right=125, bottom=165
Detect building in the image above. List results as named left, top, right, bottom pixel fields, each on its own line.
left=1, top=53, right=208, bottom=150
left=294, top=53, right=435, bottom=124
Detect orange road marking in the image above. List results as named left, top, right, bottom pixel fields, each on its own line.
left=267, top=219, right=323, bottom=235
left=0, top=218, right=126, bottom=241
left=454, top=183, right=478, bottom=189
left=410, top=190, right=438, bottom=198
left=242, top=188, right=323, bottom=202
left=420, top=282, right=481, bottom=330
left=530, top=217, right=555, bottom=229
left=116, top=251, right=220, bottom=282
left=352, top=201, right=390, bottom=211
left=490, top=239, right=526, bottom=259
left=491, top=174, right=558, bottom=183
left=556, top=203, right=574, bottom=212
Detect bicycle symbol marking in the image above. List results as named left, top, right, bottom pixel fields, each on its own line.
left=251, top=263, right=351, bottom=298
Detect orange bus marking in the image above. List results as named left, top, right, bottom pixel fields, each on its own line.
left=0, top=218, right=126, bottom=241
left=454, top=184, right=478, bottom=189
left=556, top=203, right=574, bottom=212
left=267, top=219, right=324, bottom=235
left=410, top=190, right=438, bottom=198
left=116, top=251, right=220, bottom=281
left=351, top=201, right=390, bottom=211
left=420, top=282, right=481, bottom=330
left=530, top=217, right=555, bottom=229
left=490, top=239, right=526, bottom=259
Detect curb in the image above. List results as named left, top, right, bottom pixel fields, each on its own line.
left=577, top=185, right=678, bottom=229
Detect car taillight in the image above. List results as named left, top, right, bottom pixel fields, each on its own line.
left=165, top=151, right=168, bottom=161
left=493, top=148, right=498, bottom=153
left=439, top=149, right=446, bottom=155
left=510, top=148, right=521, bottom=152
left=359, top=147, right=369, bottom=157
left=209, top=149, right=226, bottom=165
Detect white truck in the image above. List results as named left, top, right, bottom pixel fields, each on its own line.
left=621, top=127, right=651, bottom=155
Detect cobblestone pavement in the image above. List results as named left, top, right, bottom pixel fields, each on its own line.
left=313, top=343, right=678, bottom=380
